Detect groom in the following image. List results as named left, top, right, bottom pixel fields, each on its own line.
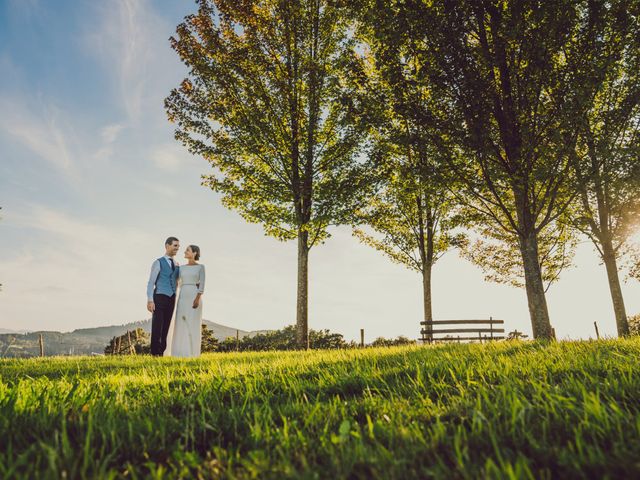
left=146, top=236, right=180, bottom=356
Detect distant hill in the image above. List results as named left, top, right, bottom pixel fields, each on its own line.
left=72, top=319, right=268, bottom=341
left=0, top=328, right=29, bottom=334
left=0, top=320, right=270, bottom=358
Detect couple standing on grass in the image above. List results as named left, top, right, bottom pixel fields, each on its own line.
left=146, top=236, right=206, bottom=358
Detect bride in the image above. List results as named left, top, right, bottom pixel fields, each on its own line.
left=169, top=245, right=205, bottom=357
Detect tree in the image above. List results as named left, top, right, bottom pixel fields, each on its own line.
left=201, top=324, right=219, bottom=352
left=370, top=335, right=416, bottom=347
left=459, top=214, right=577, bottom=291
left=350, top=24, right=464, bottom=342
left=166, top=0, right=371, bottom=347
left=216, top=325, right=349, bottom=351
left=359, top=0, right=634, bottom=339
left=506, top=330, right=528, bottom=341
left=568, top=7, right=640, bottom=336
left=629, top=314, right=640, bottom=336
left=104, top=328, right=150, bottom=355
left=354, top=163, right=463, bottom=341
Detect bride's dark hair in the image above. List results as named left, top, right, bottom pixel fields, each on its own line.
left=189, top=244, right=201, bottom=261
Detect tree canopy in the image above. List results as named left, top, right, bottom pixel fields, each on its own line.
left=166, top=0, right=373, bottom=346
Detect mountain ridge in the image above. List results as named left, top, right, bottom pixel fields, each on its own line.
left=0, top=320, right=271, bottom=357
left=72, top=319, right=267, bottom=340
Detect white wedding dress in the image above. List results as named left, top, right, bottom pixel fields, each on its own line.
left=169, top=264, right=205, bottom=358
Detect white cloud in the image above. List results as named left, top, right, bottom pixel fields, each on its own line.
left=0, top=205, right=157, bottom=331
left=10, top=204, right=151, bottom=264
left=101, top=123, right=124, bottom=144
left=0, top=96, right=75, bottom=171
left=84, top=0, right=178, bottom=123
left=141, top=180, right=178, bottom=198
left=151, top=143, right=199, bottom=172
left=152, top=146, right=182, bottom=171
left=91, top=123, right=126, bottom=163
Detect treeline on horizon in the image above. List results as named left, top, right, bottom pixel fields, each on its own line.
left=163, top=0, right=640, bottom=346
left=104, top=325, right=420, bottom=355
left=6, top=314, right=638, bottom=358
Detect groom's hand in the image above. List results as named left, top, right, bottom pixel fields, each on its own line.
left=147, top=301, right=155, bottom=313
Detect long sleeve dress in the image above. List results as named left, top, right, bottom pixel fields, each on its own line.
left=170, top=264, right=205, bottom=357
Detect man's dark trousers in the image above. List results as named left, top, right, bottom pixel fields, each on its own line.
left=151, top=293, right=176, bottom=356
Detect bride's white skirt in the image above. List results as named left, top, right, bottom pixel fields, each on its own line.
left=167, top=284, right=202, bottom=358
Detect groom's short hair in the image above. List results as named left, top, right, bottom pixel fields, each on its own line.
left=165, top=236, right=179, bottom=246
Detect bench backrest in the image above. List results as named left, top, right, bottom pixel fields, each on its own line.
left=420, top=318, right=505, bottom=343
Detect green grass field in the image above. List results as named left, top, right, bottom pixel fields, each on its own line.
left=1, top=340, right=639, bottom=479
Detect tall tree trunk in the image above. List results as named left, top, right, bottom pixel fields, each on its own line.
left=519, top=232, right=554, bottom=339
left=416, top=192, right=435, bottom=343
left=296, top=230, right=309, bottom=348
left=601, top=234, right=630, bottom=336
left=422, top=263, right=433, bottom=342
left=588, top=143, right=630, bottom=337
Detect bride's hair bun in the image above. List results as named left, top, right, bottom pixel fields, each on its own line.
left=189, top=244, right=201, bottom=261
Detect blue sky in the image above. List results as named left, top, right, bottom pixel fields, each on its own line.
left=1, top=0, right=639, bottom=341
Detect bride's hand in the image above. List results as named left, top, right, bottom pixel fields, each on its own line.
left=192, top=298, right=200, bottom=309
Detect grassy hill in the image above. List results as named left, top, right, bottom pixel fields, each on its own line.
left=1, top=340, right=639, bottom=478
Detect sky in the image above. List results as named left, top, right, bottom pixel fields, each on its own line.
left=1, top=0, right=639, bottom=342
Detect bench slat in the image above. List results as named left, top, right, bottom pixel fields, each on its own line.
left=420, top=320, right=504, bottom=325
left=421, top=328, right=505, bottom=334
left=430, top=336, right=505, bottom=342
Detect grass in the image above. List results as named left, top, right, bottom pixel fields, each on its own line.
left=1, top=340, right=639, bottom=479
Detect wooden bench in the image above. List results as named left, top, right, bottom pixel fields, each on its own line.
left=420, top=318, right=505, bottom=343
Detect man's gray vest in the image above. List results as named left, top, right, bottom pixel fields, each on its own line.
left=155, top=257, right=179, bottom=297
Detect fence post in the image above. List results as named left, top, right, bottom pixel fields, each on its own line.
left=490, top=316, right=494, bottom=340
left=236, top=329, right=239, bottom=351
left=423, top=321, right=431, bottom=344
left=39, top=334, right=44, bottom=357
left=478, top=331, right=482, bottom=343
left=360, top=329, right=364, bottom=348
left=594, top=322, right=600, bottom=340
